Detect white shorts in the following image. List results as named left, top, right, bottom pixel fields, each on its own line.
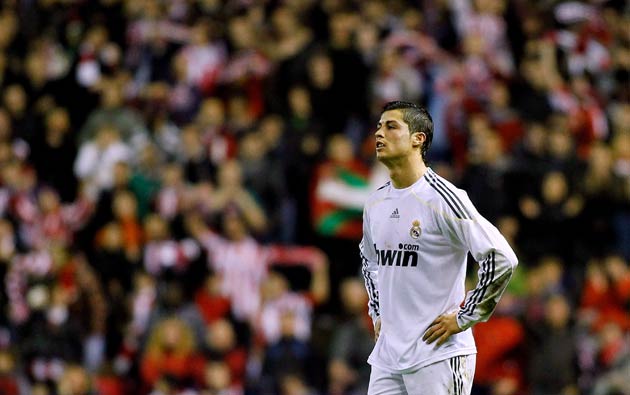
left=368, top=354, right=476, bottom=395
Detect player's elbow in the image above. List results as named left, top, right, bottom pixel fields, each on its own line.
left=508, top=252, right=518, bottom=271
left=501, top=248, right=518, bottom=271
left=502, top=257, right=517, bottom=280
left=490, top=248, right=518, bottom=273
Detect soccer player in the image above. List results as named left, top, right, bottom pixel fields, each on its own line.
left=360, top=101, right=518, bottom=394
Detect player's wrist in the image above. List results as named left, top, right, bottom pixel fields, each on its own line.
left=455, top=312, right=473, bottom=331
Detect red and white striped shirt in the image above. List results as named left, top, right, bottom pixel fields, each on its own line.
left=11, top=193, right=93, bottom=249
left=196, top=230, right=324, bottom=323
left=6, top=250, right=54, bottom=323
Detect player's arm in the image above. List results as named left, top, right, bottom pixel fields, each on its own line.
left=360, top=207, right=380, bottom=339
left=425, top=190, right=517, bottom=345
left=445, top=192, right=517, bottom=329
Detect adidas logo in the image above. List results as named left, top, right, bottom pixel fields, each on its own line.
left=390, top=208, right=400, bottom=219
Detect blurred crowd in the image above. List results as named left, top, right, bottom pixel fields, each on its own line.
left=0, top=0, right=628, bottom=394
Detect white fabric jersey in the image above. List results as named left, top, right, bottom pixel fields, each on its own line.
left=360, top=168, right=518, bottom=373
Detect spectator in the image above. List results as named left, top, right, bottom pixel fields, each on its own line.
left=13, top=186, right=92, bottom=250
left=0, top=219, right=15, bottom=309
left=74, top=125, right=132, bottom=196
left=371, top=48, right=423, bottom=110
left=56, top=365, right=95, bottom=395
left=175, top=19, right=226, bottom=97
left=512, top=56, right=552, bottom=123
left=279, top=373, right=318, bottom=395
left=0, top=349, right=18, bottom=395
left=328, top=278, right=373, bottom=395
left=177, top=124, right=214, bottom=183
left=257, top=264, right=328, bottom=345
left=166, top=53, right=201, bottom=127
left=195, top=98, right=237, bottom=170
left=526, top=294, right=578, bottom=395
left=518, top=171, right=583, bottom=260
left=154, top=162, right=188, bottom=222
left=580, top=255, right=630, bottom=333
left=282, top=85, right=325, bottom=243
left=463, top=127, right=510, bottom=223
left=581, top=143, right=622, bottom=255
left=545, top=116, right=581, bottom=179
left=591, top=322, right=630, bottom=395
left=142, top=213, right=205, bottom=293
left=3, top=83, right=37, bottom=141
left=265, top=5, right=315, bottom=113
left=108, top=190, right=143, bottom=263
left=221, top=14, right=271, bottom=119
left=238, top=126, right=287, bottom=241
left=78, top=79, right=149, bottom=151
left=260, top=311, right=313, bottom=395
left=305, top=50, right=339, bottom=136
left=91, top=221, right=134, bottom=360
left=487, top=80, right=524, bottom=152
left=203, top=319, right=247, bottom=390
left=211, top=159, right=268, bottom=235
left=140, top=316, right=204, bottom=390
left=6, top=246, right=106, bottom=358
left=610, top=131, right=630, bottom=260
left=195, top=272, right=232, bottom=326
left=29, top=107, right=78, bottom=202
left=201, top=359, right=243, bottom=395
left=449, top=0, right=515, bottom=79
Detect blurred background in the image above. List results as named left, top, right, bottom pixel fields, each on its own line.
left=0, top=0, right=628, bottom=394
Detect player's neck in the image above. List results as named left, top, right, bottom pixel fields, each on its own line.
left=387, top=157, right=428, bottom=189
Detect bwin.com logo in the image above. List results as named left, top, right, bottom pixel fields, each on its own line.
left=375, top=243, right=420, bottom=267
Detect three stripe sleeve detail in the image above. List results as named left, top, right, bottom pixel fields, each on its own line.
left=424, top=169, right=473, bottom=220
left=459, top=251, right=496, bottom=318
left=360, top=242, right=379, bottom=317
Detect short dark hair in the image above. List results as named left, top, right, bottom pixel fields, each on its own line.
left=382, top=101, right=433, bottom=162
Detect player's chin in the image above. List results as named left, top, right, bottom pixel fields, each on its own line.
left=376, top=151, right=391, bottom=162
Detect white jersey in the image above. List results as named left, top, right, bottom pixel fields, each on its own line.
left=360, top=168, right=517, bottom=373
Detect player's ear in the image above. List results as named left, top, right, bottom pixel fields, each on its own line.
left=411, top=132, right=425, bottom=148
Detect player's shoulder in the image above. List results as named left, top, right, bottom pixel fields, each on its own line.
left=371, top=180, right=391, bottom=197
left=363, top=180, right=391, bottom=208
left=422, top=168, right=475, bottom=220
left=423, top=168, right=462, bottom=191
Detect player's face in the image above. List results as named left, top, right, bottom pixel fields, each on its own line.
left=375, top=110, right=420, bottom=163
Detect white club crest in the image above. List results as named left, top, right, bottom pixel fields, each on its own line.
left=409, top=220, right=421, bottom=239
